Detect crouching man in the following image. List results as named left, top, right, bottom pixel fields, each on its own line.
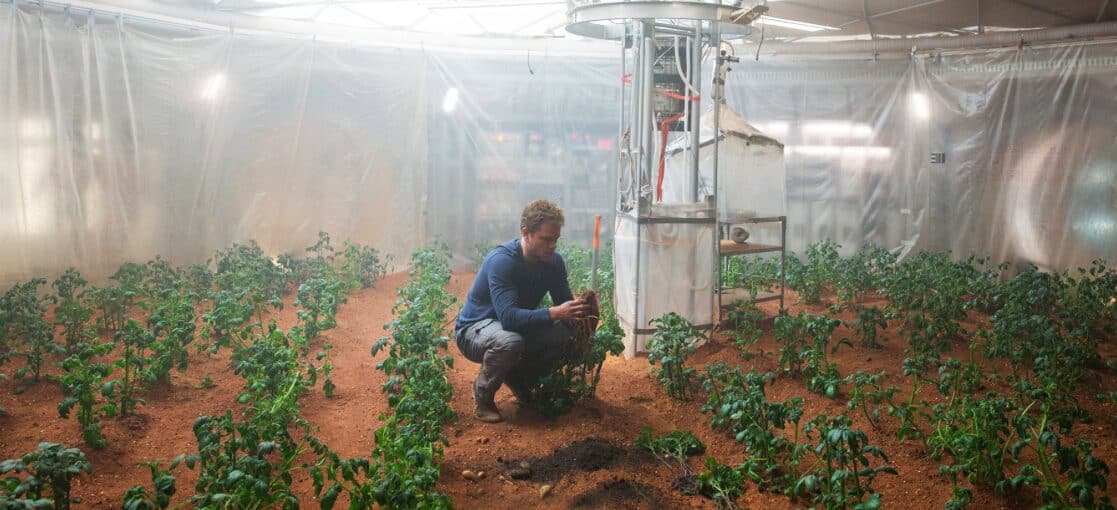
left=454, top=200, right=591, bottom=423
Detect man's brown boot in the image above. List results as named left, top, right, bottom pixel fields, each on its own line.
left=474, top=385, right=503, bottom=423
left=474, top=400, right=503, bottom=423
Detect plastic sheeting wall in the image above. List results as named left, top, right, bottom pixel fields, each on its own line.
left=662, top=106, right=787, bottom=223
left=423, top=51, right=620, bottom=258
left=1, top=3, right=428, bottom=286
left=614, top=211, right=715, bottom=357
left=918, top=44, right=1117, bottom=271
left=729, top=43, right=1117, bottom=270
left=0, top=3, right=623, bottom=286
left=728, top=58, right=926, bottom=259
left=2, top=0, right=1115, bottom=287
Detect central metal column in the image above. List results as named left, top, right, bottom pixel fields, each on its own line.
left=565, top=0, right=761, bottom=357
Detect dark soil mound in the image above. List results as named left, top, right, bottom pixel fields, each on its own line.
left=572, top=477, right=665, bottom=509
left=507, top=437, right=623, bottom=483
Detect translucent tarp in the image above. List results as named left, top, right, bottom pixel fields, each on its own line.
left=422, top=50, right=621, bottom=258
left=614, top=209, right=715, bottom=358
left=662, top=104, right=787, bottom=223
left=1, top=3, right=429, bottom=285
left=2, top=0, right=1115, bottom=288
left=729, top=44, right=1117, bottom=268
left=617, top=105, right=785, bottom=357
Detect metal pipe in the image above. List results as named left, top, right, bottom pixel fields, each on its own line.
left=653, top=22, right=694, bottom=37
left=633, top=20, right=655, bottom=352
left=710, top=22, right=721, bottom=325
left=977, top=0, right=984, bottom=35
left=642, top=22, right=655, bottom=204
left=618, top=22, right=627, bottom=211
left=632, top=22, right=645, bottom=198
left=689, top=26, right=702, bottom=203
left=751, top=20, right=1117, bottom=55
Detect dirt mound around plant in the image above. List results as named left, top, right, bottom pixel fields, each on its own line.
left=503, top=437, right=625, bottom=483
left=572, top=476, right=666, bottom=509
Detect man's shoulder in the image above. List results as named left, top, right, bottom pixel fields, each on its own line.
left=483, top=240, right=521, bottom=268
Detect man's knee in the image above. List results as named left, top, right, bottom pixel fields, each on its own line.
left=490, top=331, right=525, bottom=354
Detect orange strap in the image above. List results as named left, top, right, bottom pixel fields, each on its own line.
left=592, top=215, right=602, bottom=250
left=620, top=75, right=700, bottom=102
left=662, top=91, right=700, bottom=102
left=656, top=112, right=686, bottom=201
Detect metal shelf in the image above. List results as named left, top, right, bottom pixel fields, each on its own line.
left=719, top=240, right=782, bottom=256
left=720, top=288, right=782, bottom=304
left=717, top=215, right=787, bottom=319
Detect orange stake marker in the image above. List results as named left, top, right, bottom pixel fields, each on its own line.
left=591, top=215, right=602, bottom=292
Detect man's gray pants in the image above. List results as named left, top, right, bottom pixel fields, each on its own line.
left=455, top=319, right=573, bottom=404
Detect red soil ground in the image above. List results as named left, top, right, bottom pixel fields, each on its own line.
left=1, top=270, right=1115, bottom=509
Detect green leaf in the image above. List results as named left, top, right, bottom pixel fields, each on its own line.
left=321, top=483, right=342, bottom=510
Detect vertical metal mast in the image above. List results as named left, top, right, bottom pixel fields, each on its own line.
left=566, top=1, right=763, bottom=357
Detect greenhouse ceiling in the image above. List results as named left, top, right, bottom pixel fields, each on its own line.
left=28, top=0, right=1117, bottom=44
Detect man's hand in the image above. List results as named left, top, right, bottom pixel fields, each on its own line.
left=549, top=298, right=592, bottom=321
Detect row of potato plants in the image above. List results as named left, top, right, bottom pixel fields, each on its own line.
left=364, top=244, right=458, bottom=508
left=125, top=234, right=387, bottom=507
left=177, top=238, right=453, bottom=509
left=0, top=232, right=385, bottom=448
left=646, top=312, right=896, bottom=510
left=721, top=241, right=1116, bottom=509
left=1, top=233, right=387, bottom=508
left=139, top=232, right=388, bottom=506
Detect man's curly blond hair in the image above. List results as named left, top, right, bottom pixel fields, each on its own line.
left=520, top=200, right=565, bottom=234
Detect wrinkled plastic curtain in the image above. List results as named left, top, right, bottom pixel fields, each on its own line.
left=727, top=43, right=1117, bottom=270
left=727, top=57, right=926, bottom=257
left=1, top=2, right=427, bottom=287
left=424, top=48, right=621, bottom=259
left=3, top=0, right=1115, bottom=289
left=917, top=43, right=1117, bottom=272
left=614, top=215, right=715, bottom=357
left=661, top=108, right=788, bottom=239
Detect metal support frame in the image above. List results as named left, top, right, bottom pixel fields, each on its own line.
left=716, top=215, right=788, bottom=316
left=568, top=1, right=766, bottom=356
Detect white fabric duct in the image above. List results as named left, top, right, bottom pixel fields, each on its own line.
left=750, top=21, right=1117, bottom=56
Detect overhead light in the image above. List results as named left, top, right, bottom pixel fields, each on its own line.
left=752, top=15, right=837, bottom=33
left=801, top=121, right=873, bottom=139
left=788, top=145, right=892, bottom=159
left=200, top=73, right=226, bottom=101
left=909, top=92, right=931, bottom=120
left=442, top=87, right=459, bottom=113
left=19, top=117, right=51, bottom=139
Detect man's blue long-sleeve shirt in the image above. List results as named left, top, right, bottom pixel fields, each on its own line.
left=455, top=239, right=574, bottom=333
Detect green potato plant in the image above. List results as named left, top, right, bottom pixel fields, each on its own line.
left=1, top=278, right=60, bottom=385
left=647, top=312, right=703, bottom=401
left=792, top=414, right=897, bottom=510
left=51, top=268, right=95, bottom=352
left=0, top=442, right=92, bottom=510
left=58, top=338, right=117, bottom=448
